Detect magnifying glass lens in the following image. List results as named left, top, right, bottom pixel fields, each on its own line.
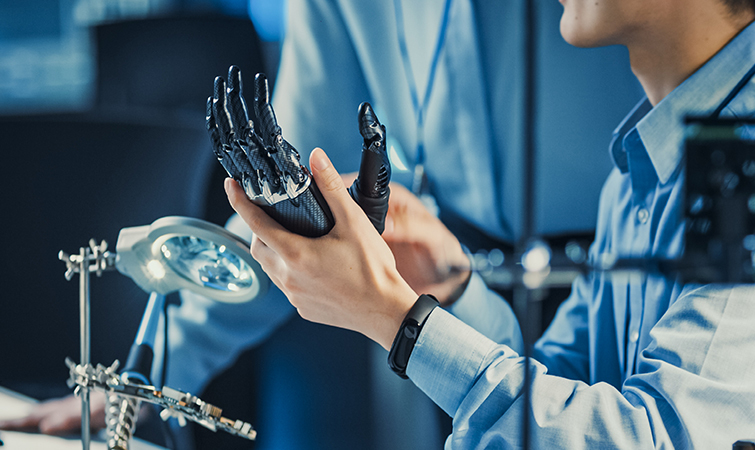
left=160, top=236, right=256, bottom=292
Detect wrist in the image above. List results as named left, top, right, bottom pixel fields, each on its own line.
left=387, top=294, right=440, bottom=379
left=371, top=277, right=418, bottom=350
left=440, top=268, right=471, bottom=307
left=436, top=242, right=472, bottom=306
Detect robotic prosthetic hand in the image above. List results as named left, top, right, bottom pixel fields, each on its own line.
left=207, top=66, right=391, bottom=236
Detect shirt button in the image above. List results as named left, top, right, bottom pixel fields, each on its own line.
left=637, top=208, right=649, bottom=224
left=629, top=330, right=640, bottom=343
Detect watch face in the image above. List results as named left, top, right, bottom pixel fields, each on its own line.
left=403, top=323, right=419, bottom=339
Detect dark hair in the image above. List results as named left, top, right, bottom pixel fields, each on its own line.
left=721, top=0, right=755, bottom=15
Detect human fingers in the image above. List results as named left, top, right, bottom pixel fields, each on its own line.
left=35, top=392, right=105, bottom=435
left=0, top=392, right=104, bottom=434
left=381, top=183, right=433, bottom=242
left=309, top=148, right=365, bottom=224
left=341, top=171, right=358, bottom=187
left=250, top=235, right=286, bottom=283
left=38, top=409, right=83, bottom=436
left=0, top=412, right=43, bottom=432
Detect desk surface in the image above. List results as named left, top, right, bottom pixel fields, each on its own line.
left=0, top=386, right=166, bottom=450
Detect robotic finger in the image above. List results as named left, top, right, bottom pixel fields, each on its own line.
left=349, top=102, right=391, bottom=233
left=221, top=69, right=282, bottom=203
left=206, top=97, right=244, bottom=181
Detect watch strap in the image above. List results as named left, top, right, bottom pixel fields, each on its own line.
left=387, top=294, right=440, bottom=379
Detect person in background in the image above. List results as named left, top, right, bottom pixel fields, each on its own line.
left=0, top=1, right=642, bottom=448
left=226, top=0, right=755, bottom=446
left=165, top=1, right=641, bottom=448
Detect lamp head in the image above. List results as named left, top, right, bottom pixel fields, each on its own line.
left=115, top=216, right=267, bottom=303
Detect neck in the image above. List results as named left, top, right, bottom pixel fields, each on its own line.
left=627, top=10, right=754, bottom=106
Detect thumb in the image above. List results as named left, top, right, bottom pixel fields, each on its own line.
left=309, top=148, right=355, bottom=218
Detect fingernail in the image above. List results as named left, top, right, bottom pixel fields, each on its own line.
left=224, top=178, right=234, bottom=194
left=310, top=148, right=329, bottom=171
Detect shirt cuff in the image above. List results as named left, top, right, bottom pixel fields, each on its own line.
left=406, top=307, right=500, bottom=416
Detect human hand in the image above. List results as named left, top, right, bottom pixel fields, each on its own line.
left=382, top=183, right=471, bottom=306
left=226, top=148, right=417, bottom=350
left=0, top=391, right=106, bottom=435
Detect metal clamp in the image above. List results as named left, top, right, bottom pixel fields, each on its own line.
left=66, top=359, right=257, bottom=442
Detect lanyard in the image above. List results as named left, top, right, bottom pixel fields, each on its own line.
left=393, top=0, right=454, bottom=195
left=711, top=62, right=755, bottom=117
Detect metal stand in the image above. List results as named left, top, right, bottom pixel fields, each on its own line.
left=59, top=240, right=116, bottom=450
left=519, top=0, right=539, bottom=447
left=60, top=238, right=259, bottom=449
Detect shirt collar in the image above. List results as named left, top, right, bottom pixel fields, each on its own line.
left=610, top=20, right=755, bottom=184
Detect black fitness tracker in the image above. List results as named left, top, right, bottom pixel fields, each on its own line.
left=388, top=294, right=440, bottom=379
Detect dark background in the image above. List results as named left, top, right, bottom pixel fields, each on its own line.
left=0, top=5, right=269, bottom=448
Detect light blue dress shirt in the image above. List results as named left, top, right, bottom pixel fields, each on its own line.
left=409, top=21, right=755, bottom=449
left=165, top=0, right=639, bottom=392
left=271, top=0, right=642, bottom=240
left=163, top=1, right=643, bottom=448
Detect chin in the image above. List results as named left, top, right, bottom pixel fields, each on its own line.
left=560, top=19, right=586, bottom=47
left=560, top=18, right=607, bottom=48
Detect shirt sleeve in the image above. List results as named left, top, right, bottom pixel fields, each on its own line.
left=271, top=0, right=371, bottom=174
left=162, top=214, right=295, bottom=394
left=407, top=284, right=755, bottom=449
left=531, top=273, right=593, bottom=382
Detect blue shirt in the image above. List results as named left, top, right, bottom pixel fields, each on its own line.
left=409, top=21, right=755, bottom=449
left=166, top=0, right=641, bottom=384
left=164, top=1, right=641, bottom=448
left=272, top=0, right=642, bottom=240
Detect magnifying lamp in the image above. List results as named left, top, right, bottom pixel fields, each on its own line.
left=113, top=215, right=268, bottom=384
left=61, top=216, right=267, bottom=449
left=115, top=215, right=268, bottom=303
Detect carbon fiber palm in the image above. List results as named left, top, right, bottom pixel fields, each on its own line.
left=207, top=66, right=390, bottom=237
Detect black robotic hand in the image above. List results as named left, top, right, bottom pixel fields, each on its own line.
left=207, top=66, right=390, bottom=237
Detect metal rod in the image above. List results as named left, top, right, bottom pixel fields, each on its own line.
left=518, top=0, right=539, bottom=448
left=79, top=247, right=91, bottom=450
left=134, top=292, right=165, bottom=348
left=522, top=2, right=537, bottom=242
left=513, top=285, right=531, bottom=448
